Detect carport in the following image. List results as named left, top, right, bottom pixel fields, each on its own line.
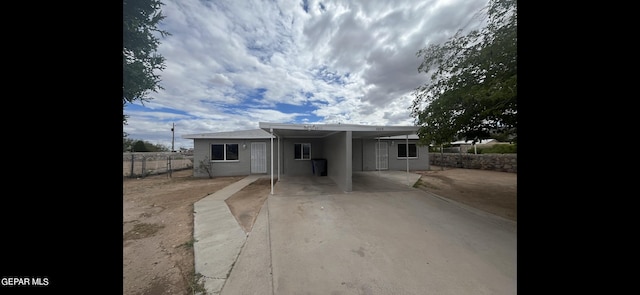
left=259, top=122, right=420, bottom=194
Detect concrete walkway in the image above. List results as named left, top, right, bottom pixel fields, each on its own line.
left=220, top=199, right=273, bottom=295
left=193, top=175, right=263, bottom=295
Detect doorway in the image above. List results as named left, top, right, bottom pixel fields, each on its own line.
left=375, top=141, right=388, bottom=170
left=251, top=142, right=267, bottom=173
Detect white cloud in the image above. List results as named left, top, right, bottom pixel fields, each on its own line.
left=124, top=0, right=490, bottom=149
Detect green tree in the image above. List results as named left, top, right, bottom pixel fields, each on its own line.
left=150, top=143, right=170, bottom=152
left=411, top=0, right=517, bottom=146
left=123, top=0, right=170, bottom=125
left=126, top=139, right=170, bottom=152
left=123, top=136, right=136, bottom=152
left=133, top=140, right=148, bottom=152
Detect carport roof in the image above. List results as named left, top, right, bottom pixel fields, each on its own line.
left=182, top=128, right=274, bottom=139
left=259, top=122, right=419, bottom=139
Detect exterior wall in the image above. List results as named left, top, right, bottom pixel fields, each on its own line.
left=361, top=139, right=378, bottom=171
left=386, top=140, right=430, bottom=171
left=281, top=138, right=325, bottom=176
left=361, top=139, right=429, bottom=171
left=351, top=139, right=363, bottom=172
left=192, top=139, right=211, bottom=177
left=324, top=131, right=352, bottom=192
left=429, top=153, right=517, bottom=173
left=189, top=128, right=427, bottom=179
left=191, top=139, right=276, bottom=177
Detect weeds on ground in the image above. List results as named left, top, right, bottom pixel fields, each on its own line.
left=189, top=272, right=206, bottom=294
left=181, top=238, right=198, bottom=249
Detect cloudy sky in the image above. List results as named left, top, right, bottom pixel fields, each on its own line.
left=123, top=0, right=489, bottom=150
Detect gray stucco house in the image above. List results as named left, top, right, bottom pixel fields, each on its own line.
left=183, top=122, right=429, bottom=192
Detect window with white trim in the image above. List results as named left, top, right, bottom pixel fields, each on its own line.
left=211, top=143, right=239, bottom=161
left=294, top=143, right=311, bottom=160
left=397, top=143, right=418, bottom=158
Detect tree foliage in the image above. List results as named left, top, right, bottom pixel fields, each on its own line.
left=123, top=137, right=169, bottom=152
left=411, top=0, right=517, bottom=146
left=123, top=0, right=170, bottom=124
left=133, top=140, right=149, bottom=152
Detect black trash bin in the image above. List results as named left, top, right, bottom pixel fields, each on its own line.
left=311, top=159, right=327, bottom=176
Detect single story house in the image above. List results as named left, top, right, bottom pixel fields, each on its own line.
left=446, top=139, right=498, bottom=153
left=183, top=122, right=429, bottom=192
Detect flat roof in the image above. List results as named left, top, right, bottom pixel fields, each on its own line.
left=259, top=122, right=419, bottom=139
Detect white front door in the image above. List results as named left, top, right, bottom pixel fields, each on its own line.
left=251, top=142, right=267, bottom=173
left=375, top=141, right=388, bottom=170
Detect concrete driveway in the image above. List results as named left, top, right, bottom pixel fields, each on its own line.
left=222, top=172, right=517, bottom=295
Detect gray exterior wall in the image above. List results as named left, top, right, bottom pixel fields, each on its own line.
left=324, top=131, right=352, bottom=192
left=361, top=139, right=377, bottom=171
left=281, top=138, right=325, bottom=176
left=387, top=140, right=430, bottom=171
left=361, top=139, right=430, bottom=171
left=190, top=135, right=427, bottom=180
left=191, top=138, right=277, bottom=178
left=352, top=139, right=363, bottom=172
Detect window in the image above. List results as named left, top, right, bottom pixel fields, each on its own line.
left=397, top=143, right=417, bottom=158
left=294, top=143, right=311, bottom=160
left=211, top=144, right=239, bottom=161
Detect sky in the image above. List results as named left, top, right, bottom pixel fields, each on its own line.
left=123, top=0, right=489, bottom=151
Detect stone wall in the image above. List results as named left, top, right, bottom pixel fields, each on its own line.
left=429, top=153, right=517, bottom=173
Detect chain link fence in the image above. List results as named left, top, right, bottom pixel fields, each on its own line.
left=123, top=152, right=194, bottom=178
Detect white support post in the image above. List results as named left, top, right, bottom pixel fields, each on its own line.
left=406, top=134, right=409, bottom=184
left=406, top=135, right=410, bottom=172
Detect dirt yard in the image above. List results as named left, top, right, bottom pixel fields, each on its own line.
left=413, top=165, right=517, bottom=221
left=123, top=170, right=273, bottom=295
left=123, top=166, right=516, bottom=294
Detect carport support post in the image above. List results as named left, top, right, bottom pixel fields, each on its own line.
left=377, top=137, right=380, bottom=176
left=406, top=135, right=409, bottom=183
left=270, top=127, right=274, bottom=195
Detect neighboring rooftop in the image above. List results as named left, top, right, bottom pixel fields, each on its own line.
left=450, top=139, right=497, bottom=145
